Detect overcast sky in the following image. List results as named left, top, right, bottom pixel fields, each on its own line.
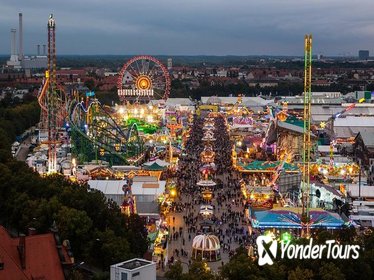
left=1, top=0, right=374, bottom=56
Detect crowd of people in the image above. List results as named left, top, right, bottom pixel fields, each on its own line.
left=163, top=113, right=255, bottom=271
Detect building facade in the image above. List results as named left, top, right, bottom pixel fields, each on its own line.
left=110, top=258, right=156, bottom=280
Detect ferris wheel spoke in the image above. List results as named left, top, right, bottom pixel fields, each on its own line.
left=127, top=71, right=137, bottom=83
left=128, top=65, right=140, bottom=80
left=144, top=60, right=151, bottom=75
left=141, top=59, right=149, bottom=75
left=147, top=61, right=157, bottom=77
left=148, top=69, right=159, bottom=81
left=124, top=70, right=137, bottom=84
left=134, top=60, right=142, bottom=75
left=139, top=60, right=144, bottom=75
left=154, top=89, right=165, bottom=99
left=140, top=60, right=145, bottom=74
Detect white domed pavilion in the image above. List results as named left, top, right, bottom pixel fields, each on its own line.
left=192, top=234, right=221, bottom=261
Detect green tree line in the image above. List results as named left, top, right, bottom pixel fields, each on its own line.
left=0, top=98, right=148, bottom=273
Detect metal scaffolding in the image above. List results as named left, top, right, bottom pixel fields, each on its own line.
left=302, top=34, right=312, bottom=232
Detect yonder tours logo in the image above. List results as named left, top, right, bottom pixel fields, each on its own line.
left=256, top=235, right=360, bottom=266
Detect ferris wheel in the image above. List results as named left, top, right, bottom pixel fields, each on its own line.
left=117, top=55, right=171, bottom=103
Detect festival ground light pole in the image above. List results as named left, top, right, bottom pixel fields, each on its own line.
left=302, top=34, right=312, bottom=237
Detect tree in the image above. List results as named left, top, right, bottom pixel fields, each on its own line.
left=56, top=206, right=93, bottom=257
left=319, top=263, right=345, bottom=280
left=84, top=79, right=95, bottom=91
left=0, top=100, right=149, bottom=272
left=220, top=247, right=260, bottom=280
left=165, top=261, right=183, bottom=280
left=288, top=267, right=314, bottom=280
left=67, top=270, right=85, bottom=280
left=183, top=260, right=217, bottom=280
left=123, top=214, right=149, bottom=256
left=95, top=229, right=132, bottom=269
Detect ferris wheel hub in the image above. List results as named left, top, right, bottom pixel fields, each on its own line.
left=136, top=75, right=152, bottom=90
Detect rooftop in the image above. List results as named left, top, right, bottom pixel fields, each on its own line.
left=334, top=116, right=374, bottom=127
left=0, top=226, right=70, bottom=280
left=357, top=131, right=374, bottom=148
left=117, top=258, right=153, bottom=270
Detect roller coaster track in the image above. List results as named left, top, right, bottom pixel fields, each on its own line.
left=38, top=77, right=49, bottom=113
left=37, top=76, right=67, bottom=129
left=68, top=100, right=143, bottom=164
left=37, top=77, right=49, bottom=128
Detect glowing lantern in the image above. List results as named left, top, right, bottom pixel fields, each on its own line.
left=277, top=111, right=287, bottom=122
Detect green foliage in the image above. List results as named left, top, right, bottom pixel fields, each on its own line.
left=165, top=260, right=218, bottom=280
left=221, top=247, right=260, bottom=280
left=67, top=270, right=85, bottom=280
left=0, top=101, right=148, bottom=272
left=184, top=260, right=217, bottom=280
left=288, top=267, right=314, bottom=280
left=0, top=100, right=40, bottom=151
left=318, top=263, right=345, bottom=280
left=56, top=206, right=93, bottom=255
left=93, top=229, right=132, bottom=268
left=91, top=271, right=110, bottom=280
left=95, top=90, right=119, bottom=106
left=84, top=79, right=96, bottom=91
left=165, top=260, right=183, bottom=280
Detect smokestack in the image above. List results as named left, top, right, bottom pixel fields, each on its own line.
left=18, top=13, right=23, bottom=60
left=10, top=29, right=17, bottom=57
left=37, top=44, right=40, bottom=56
left=43, top=44, right=46, bottom=56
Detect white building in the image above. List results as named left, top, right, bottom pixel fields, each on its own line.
left=110, top=258, right=156, bottom=280
left=88, top=177, right=166, bottom=218
left=88, top=180, right=127, bottom=206
left=131, top=176, right=166, bottom=218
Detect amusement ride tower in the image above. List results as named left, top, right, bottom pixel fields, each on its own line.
left=47, top=14, right=58, bottom=173
left=302, top=34, right=312, bottom=235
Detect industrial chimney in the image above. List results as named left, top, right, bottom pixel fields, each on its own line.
left=10, top=29, right=17, bottom=61
left=6, top=28, right=21, bottom=67
left=18, top=13, right=23, bottom=60
left=43, top=44, right=46, bottom=56
left=37, top=44, right=40, bottom=56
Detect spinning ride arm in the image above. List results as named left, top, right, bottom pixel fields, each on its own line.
left=261, top=107, right=275, bottom=149
left=268, top=158, right=287, bottom=191
left=324, top=98, right=365, bottom=167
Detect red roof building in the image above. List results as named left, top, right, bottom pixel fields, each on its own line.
left=0, top=226, right=73, bottom=280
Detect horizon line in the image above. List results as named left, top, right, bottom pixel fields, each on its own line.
left=0, top=53, right=363, bottom=58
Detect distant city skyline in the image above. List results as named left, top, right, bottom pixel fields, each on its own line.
left=0, top=0, right=373, bottom=56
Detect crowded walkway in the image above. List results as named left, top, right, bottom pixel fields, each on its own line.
left=160, top=114, right=252, bottom=273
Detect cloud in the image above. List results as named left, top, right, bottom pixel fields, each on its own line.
left=0, top=0, right=373, bottom=55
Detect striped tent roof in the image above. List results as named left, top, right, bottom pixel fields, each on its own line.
left=192, top=234, right=220, bottom=251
